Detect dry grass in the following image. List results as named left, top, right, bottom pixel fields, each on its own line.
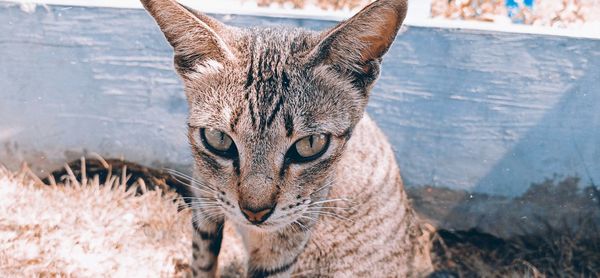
left=8, top=157, right=600, bottom=277
left=0, top=160, right=193, bottom=277
left=42, top=157, right=192, bottom=200
left=414, top=176, right=600, bottom=277
left=49, top=159, right=600, bottom=277
left=432, top=216, right=600, bottom=277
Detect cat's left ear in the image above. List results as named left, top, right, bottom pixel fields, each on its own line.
left=140, top=0, right=235, bottom=75
left=307, top=0, right=407, bottom=91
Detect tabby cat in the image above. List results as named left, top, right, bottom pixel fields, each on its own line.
left=140, top=0, right=434, bottom=276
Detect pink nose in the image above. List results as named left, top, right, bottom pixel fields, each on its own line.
left=240, top=206, right=274, bottom=224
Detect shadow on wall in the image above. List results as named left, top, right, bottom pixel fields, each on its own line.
left=473, top=48, right=600, bottom=195
left=370, top=27, right=600, bottom=196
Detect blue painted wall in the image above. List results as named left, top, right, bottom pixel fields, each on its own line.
left=1, top=1, right=599, bottom=196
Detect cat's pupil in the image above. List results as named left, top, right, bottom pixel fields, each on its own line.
left=292, top=134, right=329, bottom=160
left=202, top=128, right=234, bottom=155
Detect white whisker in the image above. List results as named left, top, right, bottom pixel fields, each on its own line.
left=311, top=179, right=335, bottom=196
left=308, top=206, right=352, bottom=210
left=292, top=219, right=310, bottom=234
left=305, top=210, right=352, bottom=222
left=300, top=215, right=318, bottom=222
left=187, top=200, right=220, bottom=204
left=165, top=168, right=218, bottom=194
left=171, top=196, right=216, bottom=202
left=188, top=203, right=221, bottom=207
left=168, top=173, right=215, bottom=196
left=309, top=198, right=350, bottom=206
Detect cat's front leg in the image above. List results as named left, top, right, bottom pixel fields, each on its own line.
left=191, top=209, right=224, bottom=278
left=244, top=227, right=310, bottom=278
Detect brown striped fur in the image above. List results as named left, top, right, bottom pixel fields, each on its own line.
left=140, top=0, right=434, bottom=276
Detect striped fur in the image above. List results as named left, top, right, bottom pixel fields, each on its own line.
left=140, top=0, right=433, bottom=276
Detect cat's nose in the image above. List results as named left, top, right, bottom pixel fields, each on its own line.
left=240, top=205, right=274, bottom=225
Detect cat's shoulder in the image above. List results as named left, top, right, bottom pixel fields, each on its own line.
left=335, top=113, right=398, bottom=184
left=347, top=113, right=394, bottom=154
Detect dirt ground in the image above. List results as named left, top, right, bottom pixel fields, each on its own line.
left=411, top=178, right=600, bottom=276
left=46, top=159, right=600, bottom=277
left=430, top=223, right=600, bottom=277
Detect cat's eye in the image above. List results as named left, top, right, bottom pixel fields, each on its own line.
left=286, top=134, right=330, bottom=163
left=200, top=128, right=237, bottom=158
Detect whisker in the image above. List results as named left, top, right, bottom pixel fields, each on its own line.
left=164, top=168, right=218, bottom=193
left=309, top=198, right=350, bottom=206
left=187, top=201, right=221, bottom=207
left=168, top=177, right=212, bottom=194
left=178, top=204, right=221, bottom=212
left=170, top=196, right=216, bottom=202
left=292, top=219, right=310, bottom=234
left=167, top=173, right=215, bottom=196
left=299, top=215, right=320, bottom=226
left=172, top=197, right=218, bottom=206
left=190, top=208, right=223, bottom=226
left=189, top=204, right=222, bottom=209
left=311, top=180, right=334, bottom=196
left=175, top=196, right=216, bottom=199
left=194, top=207, right=220, bottom=217
left=305, top=210, right=352, bottom=222
left=189, top=206, right=222, bottom=211
left=300, top=214, right=319, bottom=221
left=188, top=205, right=222, bottom=210
left=183, top=199, right=220, bottom=204
left=287, top=221, right=299, bottom=234
left=308, top=206, right=353, bottom=211
left=165, top=169, right=217, bottom=190
left=179, top=207, right=223, bottom=214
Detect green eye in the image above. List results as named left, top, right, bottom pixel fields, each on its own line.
left=286, top=134, right=330, bottom=163
left=200, top=128, right=236, bottom=158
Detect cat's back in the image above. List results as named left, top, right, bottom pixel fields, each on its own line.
left=296, top=114, right=434, bottom=277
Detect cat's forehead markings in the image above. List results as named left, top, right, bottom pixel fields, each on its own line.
left=284, top=113, right=294, bottom=138
left=242, top=38, right=291, bottom=135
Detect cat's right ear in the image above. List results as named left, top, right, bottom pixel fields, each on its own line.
left=307, top=0, right=407, bottom=92
left=140, top=0, right=235, bottom=74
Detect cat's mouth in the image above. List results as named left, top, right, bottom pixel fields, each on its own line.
left=234, top=217, right=282, bottom=232
left=227, top=207, right=303, bottom=232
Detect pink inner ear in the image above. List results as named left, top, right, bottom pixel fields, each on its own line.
left=358, top=10, right=402, bottom=63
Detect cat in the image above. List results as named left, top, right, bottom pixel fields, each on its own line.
left=139, top=0, right=434, bottom=276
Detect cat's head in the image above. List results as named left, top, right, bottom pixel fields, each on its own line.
left=141, top=0, right=407, bottom=230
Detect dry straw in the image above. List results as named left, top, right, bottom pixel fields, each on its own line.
left=0, top=159, right=192, bottom=277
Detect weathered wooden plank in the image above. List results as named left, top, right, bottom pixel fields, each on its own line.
left=0, top=1, right=599, bottom=195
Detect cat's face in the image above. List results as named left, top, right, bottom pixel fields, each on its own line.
left=184, top=29, right=365, bottom=231
left=141, top=0, right=407, bottom=230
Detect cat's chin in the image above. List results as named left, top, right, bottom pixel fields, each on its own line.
left=231, top=218, right=294, bottom=233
